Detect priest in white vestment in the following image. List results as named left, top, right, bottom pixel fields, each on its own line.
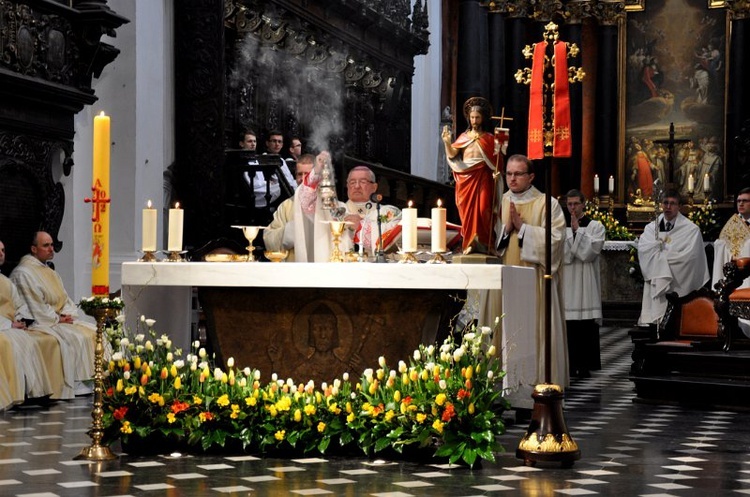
left=494, top=154, right=568, bottom=403
left=562, top=190, right=605, bottom=378
left=10, top=232, right=97, bottom=397
left=637, top=190, right=709, bottom=325
left=711, top=187, right=750, bottom=336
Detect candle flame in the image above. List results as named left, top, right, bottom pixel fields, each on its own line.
left=98, top=111, right=106, bottom=117
left=437, top=199, right=442, bottom=208
left=408, top=200, right=413, bottom=208
left=175, top=202, right=180, bottom=209
left=147, top=200, right=152, bottom=209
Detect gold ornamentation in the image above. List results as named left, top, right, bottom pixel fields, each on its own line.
left=534, top=383, right=563, bottom=393
left=518, top=432, right=579, bottom=453
left=718, top=214, right=750, bottom=258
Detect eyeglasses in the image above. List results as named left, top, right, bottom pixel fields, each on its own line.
left=737, top=199, right=750, bottom=204
left=347, top=179, right=374, bottom=186
left=505, top=172, right=530, bottom=178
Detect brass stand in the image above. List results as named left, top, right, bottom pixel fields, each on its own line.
left=398, top=251, right=419, bottom=264
left=75, top=308, right=118, bottom=461
left=165, top=250, right=186, bottom=262
left=608, top=195, right=614, bottom=216
left=427, top=252, right=447, bottom=264
left=688, top=191, right=694, bottom=209
left=516, top=384, right=580, bottom=467
left=138, top=251, right=157, bottom=262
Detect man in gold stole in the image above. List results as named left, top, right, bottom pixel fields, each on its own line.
left=712, top=187, right=750, bottom=336
left=495, top=155, right=568, bottom=393
left=10, top=232, right=97, bottom=397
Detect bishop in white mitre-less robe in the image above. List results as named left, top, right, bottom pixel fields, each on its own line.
left=711, top=213, right=750, bottom=336
left=11, top=254, right=97, bottom=397
left=494, top=185, right=568, bottom=405
left=637, top=213, right=709, bottom=325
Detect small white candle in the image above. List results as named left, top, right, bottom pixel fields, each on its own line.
left=401, top=200, right=418, bottom=252
left=593, top=174, right=599, bottom=194
left=142, top=200, right=157, bottom=252
left=167, top=202, right=184, bottom=252
left=688, top=174, right=694, bottom=193
left=608, top=175, right=614, bottom=194
left=703, top=173, right=710, bottom=192
left=431, top=199, right=447, bottom=253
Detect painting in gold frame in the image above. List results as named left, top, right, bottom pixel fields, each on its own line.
left=619, top=0, right=728, bottom=205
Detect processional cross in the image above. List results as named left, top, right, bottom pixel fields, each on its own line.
left=514, top=21, right=584, bottom=468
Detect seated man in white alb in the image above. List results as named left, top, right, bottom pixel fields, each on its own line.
left=712, top=187, right=750, bottom=335
left=637, top=189, right=709, bottom=326
left=0, top=239, right=58, bottom=405
left=10, top=231, right=98, bottom=396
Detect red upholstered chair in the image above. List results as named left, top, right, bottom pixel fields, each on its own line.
left=655, top=288, right=720, bottom=349
left=714, top=257, right=750, bottom=351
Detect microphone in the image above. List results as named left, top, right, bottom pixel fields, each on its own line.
left=369, top=193, right=383, bottom=203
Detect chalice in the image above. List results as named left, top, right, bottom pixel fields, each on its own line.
left=325, top=220, right=349, bottom=262
left=231, top=225, right=265, bottom=261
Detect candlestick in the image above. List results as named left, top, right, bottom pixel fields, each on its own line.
left=593, top=174, right=599, bottom=194
left=608, top=175, right=614, bottom=194
left=91, top=111, right=110, bottom=296
left=142, top=200, right=157, bottom=253
left=167, top=202, right=184, bottom=252
left=431, top=199, right=447, bottom=253
left=688, top=174, right=694, bottom=193
left=401, top=200, right=418, bottom=253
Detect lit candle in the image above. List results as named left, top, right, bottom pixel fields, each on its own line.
left=167, top=202, right=184, bottom=252
left=91, top=111, right=110, bottom=297
left=703, top=173, right=710, bottom=192
left=593, top=174, right=599, bottom=194
left=608, top=175, right=614, bottom=194
left=431, top=199, right=447, bottom=253
left=142, top=200, right=157, bottom=252
left=688, top=174, right=694, bottom=193
left=401, top=200, right=418, bottom=252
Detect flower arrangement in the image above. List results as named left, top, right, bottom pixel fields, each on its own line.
left=101, top=318, right=507, bottom=467
left=584, top=202, right=635, bottom=241
left=78, top=296, right=125, bottom=314
left=688, top=199, right=720, bottom=238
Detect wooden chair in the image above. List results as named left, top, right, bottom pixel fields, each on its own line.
left=653, top=288, right=721, bottom=349
left=715, top=257, right=750, bottom=351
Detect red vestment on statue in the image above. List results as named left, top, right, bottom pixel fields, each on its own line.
left=450, top=131, right=502, bottom=250
left=635, top=150, right=654, bottom=197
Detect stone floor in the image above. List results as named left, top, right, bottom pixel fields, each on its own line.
left=2, top=324, right=750, bottom=496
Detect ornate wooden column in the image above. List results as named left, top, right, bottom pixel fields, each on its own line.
left=727, top=4, right=750, bottom=191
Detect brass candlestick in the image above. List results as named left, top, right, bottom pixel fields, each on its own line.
left=427, top=252, right=447, bottom=264
left=165, top=250, right=186, bottom=262
left=138, top=251, right=157, bottom=262
left=75, top=307, right=118, bottom=461
left=398, top=251, right=419, bottom=264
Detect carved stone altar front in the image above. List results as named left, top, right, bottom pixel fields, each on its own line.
left=200, top=287, right=462, bottom=384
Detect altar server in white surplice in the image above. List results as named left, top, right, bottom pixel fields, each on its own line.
left=711, top=187, right=750, bottom=336
left=562, top=190, right=605, bottom=378
left=10, top=231, right=97, bottom=397
left=637, top=190, right=709, bottom=326
left=495, top=154, right=568, bottom=393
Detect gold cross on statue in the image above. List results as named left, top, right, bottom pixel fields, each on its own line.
left=491, top=107, right=514, bottom=129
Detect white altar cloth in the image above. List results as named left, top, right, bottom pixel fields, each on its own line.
left=121, top=262, right=536, bottom=405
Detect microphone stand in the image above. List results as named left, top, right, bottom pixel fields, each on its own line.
left=373, top=200, right=386, bottom=263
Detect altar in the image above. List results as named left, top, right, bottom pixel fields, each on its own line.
left=121, top=262, right=536, bottom=394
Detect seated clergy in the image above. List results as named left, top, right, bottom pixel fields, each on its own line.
left=0, top=239, right=57, bottom=403
left=10, top=232, right=98, bottom=397
left=637, top=190, right=709, bottom=326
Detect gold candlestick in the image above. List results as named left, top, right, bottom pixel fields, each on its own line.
left=399, top=251, right=419, bottom=264
left=75, top=307, right=118, bottom=461
left=138, top=251, right=157, bottom=262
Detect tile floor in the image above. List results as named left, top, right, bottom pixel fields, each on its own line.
left=2, top=325, right=750, bottom=496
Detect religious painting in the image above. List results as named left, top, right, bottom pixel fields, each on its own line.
left=622, top=0, right=728, bottom=206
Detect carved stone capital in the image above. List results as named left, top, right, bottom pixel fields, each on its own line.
left=729, top=0, right=750, bottom=20
left=593, top=0, right=625, bottom=26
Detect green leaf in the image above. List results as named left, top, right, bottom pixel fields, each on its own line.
left=374, top=436, right=392, bottom=453
left=462, top=448, right=478, bottom=467
left=318, top=437, right=331, bottom=453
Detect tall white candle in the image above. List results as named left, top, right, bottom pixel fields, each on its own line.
left=704, top=173, right=710, bottom=192
left=608, top=175, right=614, bottom=193
left=431, top=199, right=447, bottom=253
left=401, top=200, right=418, bottom=252
left=142, top=200, right=157, bottom=252
left=593, top=174, right=599, bottom=194
left=167, top=202, right=184, bottom=252
left=688, top=174, right=694, bottom=193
